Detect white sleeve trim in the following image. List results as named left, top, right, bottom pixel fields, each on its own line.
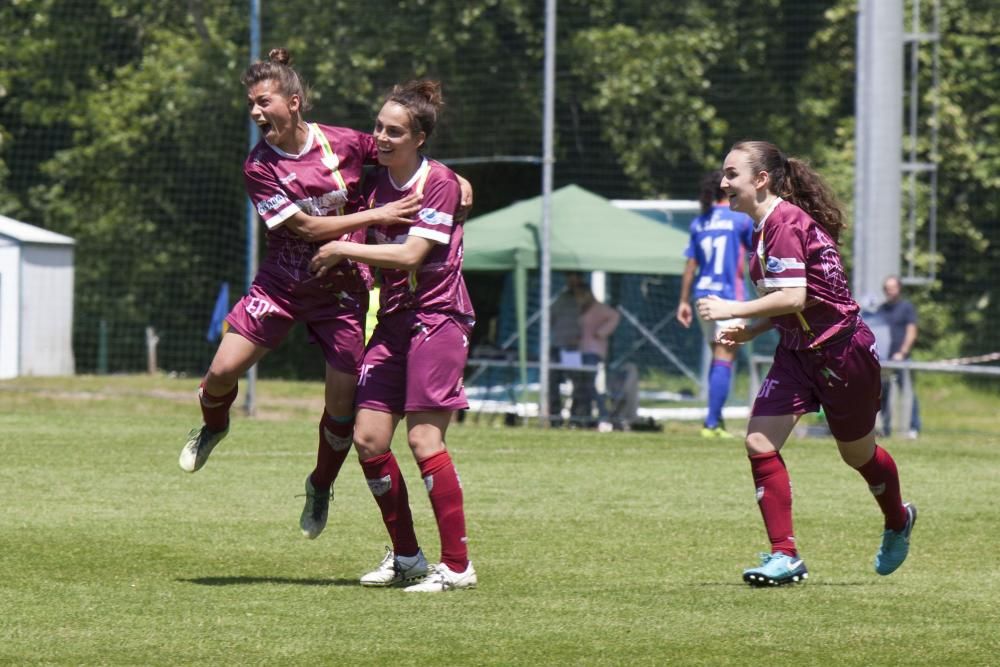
left=409, top=226, right=449, bottom=244
left=263, top=203, right=301, bottom=229
left=762, top=276, right=807, bottom=288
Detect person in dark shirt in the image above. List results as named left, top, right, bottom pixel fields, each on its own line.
left=878, top=276, right=921, bottom=439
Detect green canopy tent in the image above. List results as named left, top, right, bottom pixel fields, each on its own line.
left=463, top=184, right=692, bottom=395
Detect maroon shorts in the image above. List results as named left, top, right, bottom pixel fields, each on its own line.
left=225, top=276, right=368, bottom=376
left=752, top=321, right=882, bottom=442
left=355, top=310, right=473, bottom=415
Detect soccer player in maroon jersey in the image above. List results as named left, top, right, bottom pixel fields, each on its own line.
left=697, top=140, right=916, bottom=586
left=179, top=49, right=445, bottom=543
left=310, top=80, right=476, bottom=592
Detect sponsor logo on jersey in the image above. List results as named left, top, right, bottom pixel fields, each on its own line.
left=417, top=207, right=454, bottom=227
left=244, top=296, right=280, bottom=320
left=297, top=188, right=349, bottom=216
left=279, top=172, right=298, bottom=185
left=256, top=193, right=289, bottom=216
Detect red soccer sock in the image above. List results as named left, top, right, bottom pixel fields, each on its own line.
left=856, top=445, right=908, bottom=531
left=749, top=451, right=797, bottom=557
left=199, top=381, right=238, bottom=433
left=360, top=451, right=419, bottom=557
left=418, top=450, right=469, bottom=573
left=309, top=412, right=353, bottom=490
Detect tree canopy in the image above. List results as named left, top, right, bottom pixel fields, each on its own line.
left=1, top=0, right=997, bottom=373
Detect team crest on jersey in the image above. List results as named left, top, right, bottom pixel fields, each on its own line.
left=321, top=152, right=340, bottom=172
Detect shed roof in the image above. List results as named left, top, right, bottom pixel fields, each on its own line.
left=0, top=214, right=75, bottom=246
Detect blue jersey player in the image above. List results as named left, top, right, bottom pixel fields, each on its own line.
left=676, top=170, right=754, bottom=437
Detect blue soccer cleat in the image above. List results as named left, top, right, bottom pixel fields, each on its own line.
left=743, top=552, right=809, bottom=587
left=875, top=502, right=917, bottom=576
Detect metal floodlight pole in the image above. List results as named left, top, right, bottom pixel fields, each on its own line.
left=538, top=0, right=556, bottom=425
left=244, top=0, right=261, bottom=416
left=853, top=0, right=903, bottom=309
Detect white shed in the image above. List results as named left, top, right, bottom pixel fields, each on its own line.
left=0, top=214, right=76, bottom=378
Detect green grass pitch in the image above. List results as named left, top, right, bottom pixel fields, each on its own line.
left=1, top=374, right=998, bottom=665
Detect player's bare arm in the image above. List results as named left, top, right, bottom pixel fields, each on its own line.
left=697, top=286, right=807, bottom=321
left=311, top=235, right=435, bottom=276
left=457, top=175, right=474, bottom=211
left=283, top=193, right=423, bottom=243
left=717, top=319, right=773, bottom=348
left=676, top=257, right=698, bottom=328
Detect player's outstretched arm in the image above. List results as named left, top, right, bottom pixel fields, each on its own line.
left=311, top=235, right=435, bottom=275
left=284, top=193, right=423, bottom=243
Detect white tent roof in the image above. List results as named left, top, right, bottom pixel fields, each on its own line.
left=0, top=214, right=75, bottom=245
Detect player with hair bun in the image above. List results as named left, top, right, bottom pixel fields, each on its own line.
left=311, top=79, right=477, bottom=592
left=179, top=49, right=470, bottom=545
left=697, top=140, right=916, bottom=587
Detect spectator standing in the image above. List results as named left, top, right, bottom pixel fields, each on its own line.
left=878, top=276, right=921, bottom=439
left=575, top=285, right=621, bottom=431
left=548, top=272, right=585, bottom=424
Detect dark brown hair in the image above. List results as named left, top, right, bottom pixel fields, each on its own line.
left=240, top=47, right=311, bottom=111
left=731, top=140, right=846, bottom=243
left=699, top=169, right=725, bottom=216
left=384, top=80, right=444, bottom=145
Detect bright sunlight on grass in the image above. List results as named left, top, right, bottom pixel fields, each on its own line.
left=1, top=374, right=998, bottom=665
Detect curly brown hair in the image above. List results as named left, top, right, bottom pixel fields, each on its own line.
left=731, top=140, right=846, bottom=243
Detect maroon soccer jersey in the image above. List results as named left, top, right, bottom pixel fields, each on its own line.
left=364, top=158, right=475, bottom=320
left=749, top=199, right=859, bottom=349
left=243, top=123, right=377, bottom=293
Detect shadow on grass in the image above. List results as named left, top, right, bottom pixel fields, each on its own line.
left=177, top=576, right=357, bottom=587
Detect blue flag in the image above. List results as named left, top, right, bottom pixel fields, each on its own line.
left=206, top=282, right=230, bottom=342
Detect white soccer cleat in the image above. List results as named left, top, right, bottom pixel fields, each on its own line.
left=179, top=424, right=229, bottom=473
left=360, top=547, right=428, bottom=587
left=404, top=561, right=478, bottom=592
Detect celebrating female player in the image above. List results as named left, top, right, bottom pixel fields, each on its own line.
left=310, top=80, right=476, bottom=592
left=180, top=48, right=434, bottom=542
left=697, top=140, right=916, bottom=587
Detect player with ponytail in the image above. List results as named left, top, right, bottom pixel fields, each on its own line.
left=697, top=140, right=916, bottom=587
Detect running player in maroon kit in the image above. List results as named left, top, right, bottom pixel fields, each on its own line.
left=697, top=140, right=916, bottom=586
left=310, top=80, right=476, bottom=592
left=179, top=48, right=427, bottom=542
